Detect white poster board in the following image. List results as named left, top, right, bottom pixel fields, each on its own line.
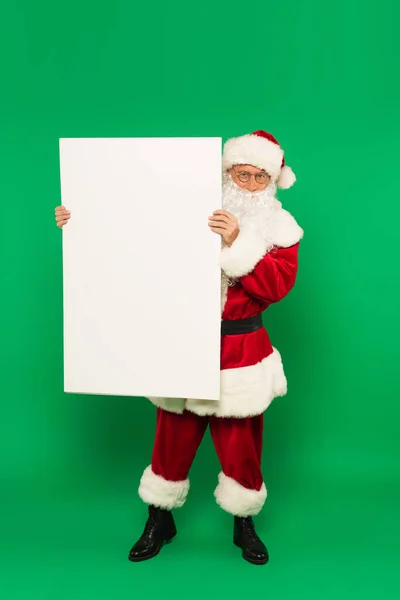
left=59, top=137, right=222, bottom=400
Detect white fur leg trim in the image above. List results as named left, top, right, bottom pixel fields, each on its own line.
left=220, top=228, right=267, bottom=279
left=215, top=473, right=267, bottom=517
left=138, top=466, right=189, bottom=510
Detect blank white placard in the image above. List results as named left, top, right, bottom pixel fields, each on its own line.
left=59, top=137, right=222, bottom=400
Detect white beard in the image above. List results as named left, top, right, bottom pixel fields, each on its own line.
left=220, top=174, right=279, bottom=312
left=222, top=172, right=278, bottom=253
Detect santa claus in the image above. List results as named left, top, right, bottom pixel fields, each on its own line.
left=54, top=129, right=303, bottom=566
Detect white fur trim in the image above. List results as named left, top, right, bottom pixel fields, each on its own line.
left=277, top=165, right=296, bottom=189
left=223, top=134, right=283, bottom=180
left=147, top=349, right=287, bottom=418
left=186, top=348, right=287, bottom=418
left=138, top=466, right=189, bottom=509
left=220, top=227, right=267, bottom=279
left=270, top=206, right=304, bottom=248
left=220, top=206, right=303, bottom=279
left=215, top=473, right=267, bottom=516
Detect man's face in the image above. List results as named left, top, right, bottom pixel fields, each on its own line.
left=230, top=164, right=271, bottom=192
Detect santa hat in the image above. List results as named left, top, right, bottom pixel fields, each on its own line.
left=222, top=130, right=296, bottom=189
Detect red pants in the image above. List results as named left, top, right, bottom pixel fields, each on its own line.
left=138, top=408, right=268, bottom=517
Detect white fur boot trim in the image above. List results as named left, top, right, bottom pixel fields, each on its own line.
left=214, top=472, right=267, bottom=517
left=138, top=466, right=189, bottom=510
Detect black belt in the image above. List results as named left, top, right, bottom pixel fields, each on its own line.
left=221, top=315, right=263, bottom=336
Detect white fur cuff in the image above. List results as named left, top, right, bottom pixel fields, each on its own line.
left=219, top=229, right=267, bottom=279
left=214, top=472, right=267, bottom=517
left=138, top=466, right=189, bottom=510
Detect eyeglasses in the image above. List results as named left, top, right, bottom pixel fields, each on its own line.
left=233, top=167, right=270, bottom=184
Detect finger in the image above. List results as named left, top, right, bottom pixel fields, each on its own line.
left=209, top=221, right=229, bottom=230
left=56, top=215, right=70, bottom=223
left=209, top=226, right=227, bottom=234
left=56, top=218, right=70, bottom=227
left=213, top=210, right=237, bottom=223
left=209, top=214, right=230, bottom=224
left=209, top=215, right=231, bottom=224
left=213, top=210, right=232, bottom=217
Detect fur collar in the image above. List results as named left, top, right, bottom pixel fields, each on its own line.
left=268, top=201, right=303, bottom=248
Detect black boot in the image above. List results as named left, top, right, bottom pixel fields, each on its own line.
left=128, top=505, right=177, bottom=562
left=234, top=516, right=269, bottom=565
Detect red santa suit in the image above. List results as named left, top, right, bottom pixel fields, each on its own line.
left=138, top=130, right=303, bottom=518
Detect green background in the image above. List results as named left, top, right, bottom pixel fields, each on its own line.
left=1, top=0, right=399, bottom=598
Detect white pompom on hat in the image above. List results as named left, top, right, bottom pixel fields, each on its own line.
left=222, top=129, right=296, bottom=189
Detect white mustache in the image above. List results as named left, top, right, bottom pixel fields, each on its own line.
left=222, top=174, right=276, bottom=221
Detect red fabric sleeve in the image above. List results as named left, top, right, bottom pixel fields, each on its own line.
left=238, top=243, right=300, bottom=304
